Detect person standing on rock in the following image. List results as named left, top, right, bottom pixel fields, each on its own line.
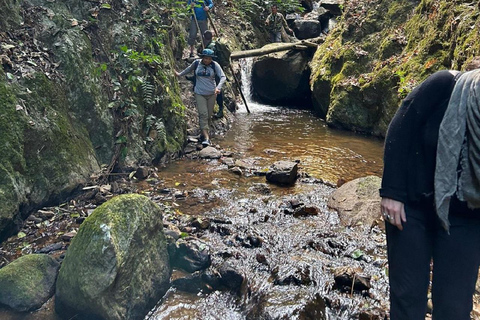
left=174, top=49, right=226, bottom=146
left=187, top=0, right=213, bottom=58
left=380, top=59, right=480, bottom=320
left=265, top=4, right=292, bottom=43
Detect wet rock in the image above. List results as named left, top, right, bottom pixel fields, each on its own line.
left=184, top=144, right=197, bottom=154
left=222, top=157, right=235, bottom=166
left=320, top=0, right=344, bottom=16
left=327, top=176, right=382, bottom=228
left=191, top=217, right=210, bottom=230
left=134, top=166, right=149, bottom=180
left=293, top=20, right=322, bottom=40
left=229, top=167, right=243, bottom=176
left=198, top=146, right=221, bottom=159
left=37, top=242, right=63, bottom=253
left=358, top=309, right=387, bottom=320
left=237, top=235, right=263, bottom=248
left=266, top=161, right=298, bottom=185
left=272, top=264, right=313, bottom=286
left=27, top=215, right=43, bottom=224
left=294, top=205, right=319, bottom=217
left=61, top=231, right=77, bottom=242
left=251, top=49, right=313, bottom=107
left=218, top=262, right=245, bottom=294
left=248, top=183, right=271, bottom=195
left=36, top=209, right=55, bottom=220
left=0, top=254, right=59, bottom=312
left=55, top=194, right=170, bottom=320
left=172, top=239, right=212, bottom=273
left=256, top=253, right=268, bottom=266
left=172, top=271, right=215, bottom=293
left=333, top=266, right=371, bottom=292
left=298, top=294, right=327, bottom=320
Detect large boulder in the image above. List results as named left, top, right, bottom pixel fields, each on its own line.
left=251, top=47, right=313, bottom=107
left=266, top=161, right=299, bottom=185
left=0, top=254, right=59, bottom=312
left=327, top=176, right=382, bottom=228
left=293, top=20, right=322, bottom=40
left=55, top=194, right=171, bottom=320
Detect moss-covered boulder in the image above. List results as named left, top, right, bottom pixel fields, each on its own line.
left=310, top=0, right=480, bottom=136
left=0, top=254, right=59, bottom=312
left=55, top=194, right=171, bottom=320
left=0, top=0, right=188, bottom=242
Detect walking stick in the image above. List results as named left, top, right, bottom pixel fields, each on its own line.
left=229, top=64, right=250, bottom=113
left=192, top=7, right=205, bottom=50
left=206, top=12, right=251, bottom=113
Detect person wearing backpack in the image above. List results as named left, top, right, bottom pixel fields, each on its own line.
left=175, top=49, right=226, bottom=146
left=203, top=30, right=225, bottom=118
left=187, top=0, right=213, bottom=58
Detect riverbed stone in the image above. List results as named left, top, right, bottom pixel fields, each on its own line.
left=266, top=161, right=299, bottom=185
left=327, top=176, right=382, bottom=228
left=55, top=194, right=171, bottom=320
left=198, top=146, right=222, bottom=159
left=171, top=238, right=212, bottom=273
left=0, top=254, right=59, bottom=312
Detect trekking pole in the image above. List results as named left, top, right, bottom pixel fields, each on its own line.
left=192, top=7, right=205, bottom=50
left=206, top=11, right=219, bottom=37
left=229, top=63, right=250, bottom=113
left=206, top=13, right=251, bottom=113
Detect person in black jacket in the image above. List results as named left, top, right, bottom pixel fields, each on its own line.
left=380, top=62, right=480, bottom=320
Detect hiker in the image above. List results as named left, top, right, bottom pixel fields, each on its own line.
left=174, top=49, right=226, bottom=146
left=380, top=60, right=480, bottom=320
left=265, top=4, right=292, bottom=43
left=202, top=30, right=225, bottom=118
left=187, top=0, right=213, bottom=58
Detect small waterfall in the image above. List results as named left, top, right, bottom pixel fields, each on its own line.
left=237, top=57, right=280, bottom=113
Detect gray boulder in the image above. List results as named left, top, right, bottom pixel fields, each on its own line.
left=0, top=254, right=59, bottom=312
left=266, top=161, right=299, bottom=185
left=198, top=146, right=222, bottom=159
left=327, top=176, right=382, bottom=228
left=55, top=194, right=171, bottom=320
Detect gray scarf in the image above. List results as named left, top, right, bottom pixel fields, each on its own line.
left=435, top=69, right=480, bottom=231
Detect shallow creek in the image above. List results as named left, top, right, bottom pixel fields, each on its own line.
left=144, top=101, right=389, bottom=319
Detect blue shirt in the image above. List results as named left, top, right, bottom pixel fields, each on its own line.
left=188, top=0, right=213, bottom=21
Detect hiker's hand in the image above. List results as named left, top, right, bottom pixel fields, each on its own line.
left=381, top=197, right=406, bottom=231
left=174, top=70, right=180, bottom=77
left=215, top=88, right=220, bottom=94
left=203, top=6, right=209, bottom=11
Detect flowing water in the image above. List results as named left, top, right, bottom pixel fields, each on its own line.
left=147, top=59, right=388, bottom=319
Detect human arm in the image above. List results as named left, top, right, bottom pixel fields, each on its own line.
left=203, top=0, right=213, bottom=11
left=280, top=14, right=292, bottom=33
left=175, top=61, right=197, bottom=77
left=213, top=62, right=226, bottom=93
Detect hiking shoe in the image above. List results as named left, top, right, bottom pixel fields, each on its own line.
left=189, top=52, right=195, bottom=58
left=202, top=139, right=211, bottom=146
left=214, top=110, right=224, bottom=118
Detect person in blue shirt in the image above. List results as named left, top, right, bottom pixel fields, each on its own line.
left=174, top=49, right=226, bottom=146
left=187, top=0, right=213, bottom=58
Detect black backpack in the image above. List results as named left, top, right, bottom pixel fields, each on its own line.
left=213, top=40, right=231, bottom=68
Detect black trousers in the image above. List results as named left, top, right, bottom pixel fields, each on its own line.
left=386, top=198, right=480, bottom=320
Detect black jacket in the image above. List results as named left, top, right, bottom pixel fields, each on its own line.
left=380, top=70, right=459, bottom=204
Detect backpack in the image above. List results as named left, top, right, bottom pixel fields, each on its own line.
left=213, top=40, right=231, bottom=68
left=190, top=59, right=215, bottom=89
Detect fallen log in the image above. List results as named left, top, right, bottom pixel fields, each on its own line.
left=230, top=40, right=318, bottom=60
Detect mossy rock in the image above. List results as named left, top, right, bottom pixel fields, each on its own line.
left=0, top=254, right=59, bottom=312
left=55, top=194, right=171, bottom=320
